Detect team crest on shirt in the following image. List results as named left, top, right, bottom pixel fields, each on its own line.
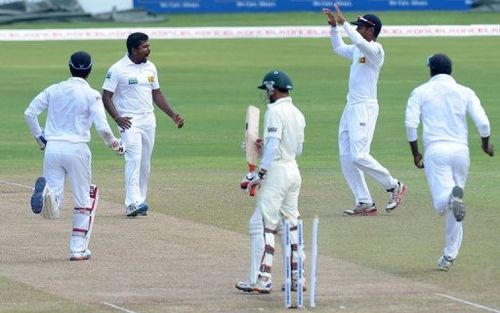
left=147, top=76, right=155, bottom=83
left=128, top=77, right=138, bottom=85
left=359, top=57, right=366, bottom=64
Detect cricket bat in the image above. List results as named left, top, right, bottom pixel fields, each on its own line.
left=245, top=105, right=260, bottom=197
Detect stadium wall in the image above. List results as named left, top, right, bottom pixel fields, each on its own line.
left=1, top=25, right=499, bottom=41
left=132, top=0, right=474, bottom=13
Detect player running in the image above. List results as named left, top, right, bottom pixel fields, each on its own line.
left=25, top=51, right=125, bottom=261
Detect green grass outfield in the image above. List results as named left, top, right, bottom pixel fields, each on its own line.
left=1, top=12, right=499, bottom=311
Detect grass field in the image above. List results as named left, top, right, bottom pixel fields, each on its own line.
left=1, top=11, right=499, bottom=313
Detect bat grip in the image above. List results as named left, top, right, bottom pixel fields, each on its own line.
left=248, top=164, right=257, bottom=197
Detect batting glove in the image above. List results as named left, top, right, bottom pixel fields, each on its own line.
left=111, top=139, right=126, bottom=156
left=35, top=134, right=47, bottom=150
left=240, top=171, right=257, bottom=190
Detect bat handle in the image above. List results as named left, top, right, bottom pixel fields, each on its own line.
left=248, top=164, right=257, bottom=197
left=249, top=185, right=257, bottom=197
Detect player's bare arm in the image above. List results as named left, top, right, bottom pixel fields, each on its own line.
left=409, top=140, right=424, bottom=169
left=481, top=136, right=494, bottom=156
left=322, top=8, right=336, bottom=26
left=333, top=4, right=346, bottom=25
left=102, top=90, right=132, bottom=129
left=152, top=89, right=184, bottom=128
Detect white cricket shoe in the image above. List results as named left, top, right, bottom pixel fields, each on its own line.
left=235, top=281, right=257, bottom=292
left=254, top=276, right=272, bottom=294
left=70, top=249, right=92, bottom=261
left=386, top=181, right=408, bottom=211
left=126, top=203, right=141, bottom=217
left=343, top=202, right=377, bottom=216
left=449, top=186, right=465, bottom=222
left=438, top=255, right=454, bottom=271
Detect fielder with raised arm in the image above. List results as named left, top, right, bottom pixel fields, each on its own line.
left=237, top=70, right=306, bottom=294
left=404, top=53, right=494, bottom=271
left=24, top=51, right=125, bottom=261
left=322, top=4, right=407, bottom=216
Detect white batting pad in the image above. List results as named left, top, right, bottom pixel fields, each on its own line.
left=41, top=191, right=59, bottom=220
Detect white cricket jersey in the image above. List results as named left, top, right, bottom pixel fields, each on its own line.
left=405, top=74, right=491, bottom=148
left=102, top=54, right=160, bottom=115
left=330, top=24, right=384, bottom=104
left=24, top=77, right=113, bottom=144
left=263, top=97, right=306, bottom=163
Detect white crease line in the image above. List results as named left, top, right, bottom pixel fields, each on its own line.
left=103, top=302, right=139, bottom=313
left=0, top=179, right=32, bottom=190
left=436, top=293, right=500, bottom=313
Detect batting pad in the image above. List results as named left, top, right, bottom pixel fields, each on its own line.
left=71, top=185, right=98, bottom=252
left=41, top=191, right=59, bottom=220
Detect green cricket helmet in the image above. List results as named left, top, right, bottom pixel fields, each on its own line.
left=257, top=70, right=293, bottom=92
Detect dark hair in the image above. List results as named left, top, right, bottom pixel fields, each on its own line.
left=126, top=32, right=149, bottom=54
left=428, top=53, right=452, bottom=76
left=69, top=51, right=92, bottom=78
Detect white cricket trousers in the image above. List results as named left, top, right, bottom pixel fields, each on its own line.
left=257, top=161, right=302, bottom=279
left=338, top=101, right=398, bottom=204
left=43, top=141, right=91, bottom=209
left=120, top=113, right=156, bottom=207
left=424, top=143, right=469, bottom=259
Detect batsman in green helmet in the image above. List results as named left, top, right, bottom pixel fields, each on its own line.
left=236, top=70, right=306, bottom=294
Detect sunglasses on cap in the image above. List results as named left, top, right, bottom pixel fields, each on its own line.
left=357, top=16, right=376, bottom=27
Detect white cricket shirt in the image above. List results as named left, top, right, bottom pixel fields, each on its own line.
left=102, top=54, right=160, bottom=115
left=330, top=24, right=384, bottom=104
left=24, top=77, right=113, bottom=144
left=405, top=74, right=491, bottom=149
left=263, top=97, right=306, bottom=163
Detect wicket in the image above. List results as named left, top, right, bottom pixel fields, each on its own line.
left=283, top=217, right=318, bottom=309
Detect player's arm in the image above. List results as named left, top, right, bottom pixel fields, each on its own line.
left=24, top=88, right=49, bottom=149
left=102, top=89, right=132, bottom=130
left=152, top=88, right=184, bottom=128
left=466, top=90, right=494, bottom=156
left=405, top=89, right=424, bottom=168
left=323, top=7, right=354, bottom=59
left=91, top=94, right=125, bottom=155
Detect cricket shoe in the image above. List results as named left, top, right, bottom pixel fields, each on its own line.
left=31, top=177, right=47, bottom=214
left=235, top=281, right=257, bottom=292
left=70, top=249, right=92, bottom=261
left=126, top=203, right=141, bottom=217
left=386, top=181, right=408, bottom=212
left=254, top=277, right=272, bottom=294
left=449, top=186, right=465, bottom=222
left=343, top=203, right=377, bottom=216
left=438, top=255, right=454, bottom=271
left=137, top=202, right=149, bottom=216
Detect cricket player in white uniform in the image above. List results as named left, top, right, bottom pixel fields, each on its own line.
left=323, top=5, right=407, bottom=216
left=237, top=70, right=306, bottom=294
left=102, top=32, right=184, bottom=217
left=405, top=53, right=494, bottom=271
left=24, top=51, right=125, bottom=261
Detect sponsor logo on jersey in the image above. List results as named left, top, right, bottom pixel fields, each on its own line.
left=128, top=77, right=138, bottom=85
left=268, top=127, right=278, bottom=133
left=359, top=57, right=366, bottom=64
left=105, top=72, right=112, bottom=79
left=148, top=76, right=155, bottom=83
